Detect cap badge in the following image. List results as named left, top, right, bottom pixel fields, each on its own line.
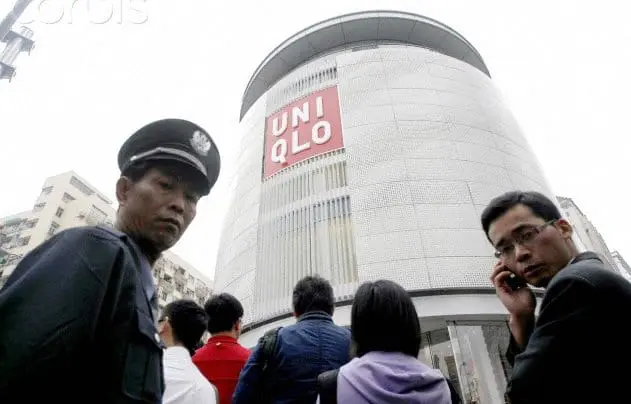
left=190, top=130, right=211, bottom=157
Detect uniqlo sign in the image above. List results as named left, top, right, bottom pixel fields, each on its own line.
left=263, top=86, right=344, bottom=179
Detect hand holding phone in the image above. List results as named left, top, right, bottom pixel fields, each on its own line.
left=505, top=272, right=528, bottom=291
left=490, top=261, right=536, bottom=318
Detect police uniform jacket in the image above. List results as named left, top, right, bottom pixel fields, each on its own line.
left=0, top=225, right=164, bottom=403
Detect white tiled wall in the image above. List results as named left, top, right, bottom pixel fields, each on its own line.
left=215, top=45, right=556, bottom=325
left=339, top=46, right=554, bottom=294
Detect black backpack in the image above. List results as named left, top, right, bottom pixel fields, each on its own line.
left=317, top=368, right=339, bottom=404
left=316, top=368, right=463, bottom=404
left=257, top=326, right=283, bottom=403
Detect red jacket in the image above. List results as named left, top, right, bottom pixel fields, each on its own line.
left=192, top=335, right=250, bottom=404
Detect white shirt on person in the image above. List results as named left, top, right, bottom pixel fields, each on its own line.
left=163, top=346, right=218, bottom=404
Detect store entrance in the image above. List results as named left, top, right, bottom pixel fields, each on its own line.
left=418, top=321, right=513, bottom=404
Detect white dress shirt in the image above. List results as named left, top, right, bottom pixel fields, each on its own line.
left=163, top=346, right=218, bottom=404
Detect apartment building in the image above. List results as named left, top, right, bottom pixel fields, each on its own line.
left=0, top=171, right=212, bottom=311
left=557, top=196, right=617, bottom=270
left=612, top=251, right=631, bottom=282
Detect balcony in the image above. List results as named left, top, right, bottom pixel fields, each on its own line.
left=175, top=280, right=185, bottom=294
left=0, top=248, right=21, bottom=269
left=77, top=211, right=114, bottom=227
left=174, top=266, right=187, bottom=281
left=160, top=280, right=175, bottom=293
left=195, top=284, right=210, bottom=300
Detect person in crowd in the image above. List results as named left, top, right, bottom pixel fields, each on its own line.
left=482, top=190, right=631, bottom=403
left=0, top=119, right=220, bottom=403
left=318, top=279, right=451, bottom=404
left=193, top=293, right=250, bottom=404
left=160, top=299, right=218, bottom=404
left=233, top=275, right=351, bottom=404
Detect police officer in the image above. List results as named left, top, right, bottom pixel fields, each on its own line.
left=0, top=119, right=220, bottom=403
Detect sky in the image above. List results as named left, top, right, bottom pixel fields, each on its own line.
left=0, top=0, right=629, bottom=280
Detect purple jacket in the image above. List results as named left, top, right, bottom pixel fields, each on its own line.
left=337, top=351, right=451, bottom=404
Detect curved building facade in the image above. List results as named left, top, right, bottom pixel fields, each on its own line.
left=215, top=11, right=555, bottom=402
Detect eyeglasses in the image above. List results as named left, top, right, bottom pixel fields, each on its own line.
left=494, top=220, right=557, bottom=259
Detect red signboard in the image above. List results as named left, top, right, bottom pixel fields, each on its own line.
left=263, top=86, right=344, bottom=179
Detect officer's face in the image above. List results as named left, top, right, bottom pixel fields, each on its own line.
left=117, top=164, right=201, bottom=251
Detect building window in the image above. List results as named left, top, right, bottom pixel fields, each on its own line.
left=70, top=176, right=94, bottom=196
left=18, top=236, right=30, bottom=246
left=55, top=207, right=64, bottom=218
left=48, top=222, right=60, bottom=236
left=25, top=219, right=38, bottom=228
left=161, top=291, right=168, bottom=301
left=96, top=194, right=110, bottom=205
left=62, top=193, right=75, bottom=203
left=33, top=203, right=45, bottom=212
left=40, top=186, right=53, bottom=196
left=84, top=205, right=108, bottom=226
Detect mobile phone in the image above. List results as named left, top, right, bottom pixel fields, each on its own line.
left=505, top=273, right=528, bottom=290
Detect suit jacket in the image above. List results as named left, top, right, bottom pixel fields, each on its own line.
left=0, top=226, right=164, bottom=403
left=506, top=252, right=631, bottom=404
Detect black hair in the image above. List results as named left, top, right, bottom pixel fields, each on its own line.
left=162, top=299, right=208, bottom=356
left=292, top=275, right=335, bottom=316
left=203, top=293, right=244, bottom=334
left=481, top=191, right=562, bottom=238
left=351, top=280, right=421, bottom=358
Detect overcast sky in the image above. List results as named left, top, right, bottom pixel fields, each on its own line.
left=0, top=0, right=628, bottom=279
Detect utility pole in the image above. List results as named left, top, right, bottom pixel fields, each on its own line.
left=0, top=0, right=35, bottom=82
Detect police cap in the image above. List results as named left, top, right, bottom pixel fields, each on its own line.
left=118, top=119, right=220, bottom=196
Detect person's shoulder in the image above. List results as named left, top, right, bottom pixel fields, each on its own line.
left=190, top=363, right=219, bottom=403
left=335, top=323, right=351, bottom=335
left=192, top=343, right=210, bottom=362
left=324, top=321, right=351, bottom=340
left=325, top=325, right=350, bottom=347
left=236, top=342, right=252, bottom=358
left=26, top=226, right=122, bottom=260
left=544, top=254, right=631, bottom=310
left=193, top=377, right=218, bottom=404
left=556, top=254, right=624, bottom=288
left=54, top=225, right=124, bottom=248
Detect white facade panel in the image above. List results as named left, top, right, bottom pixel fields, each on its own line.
left=216, top=19, right=556, bottom=327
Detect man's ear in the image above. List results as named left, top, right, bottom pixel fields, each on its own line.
left=158, top=318, right=170, bottom=335
left=556, top=218, right=573, bottom=240
left=116, top=176, right=133, bottom=207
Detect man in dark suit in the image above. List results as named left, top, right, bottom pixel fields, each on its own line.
left=482, top=190, right=631, bottom=404
left=0, top=119, right=220, bottom=403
